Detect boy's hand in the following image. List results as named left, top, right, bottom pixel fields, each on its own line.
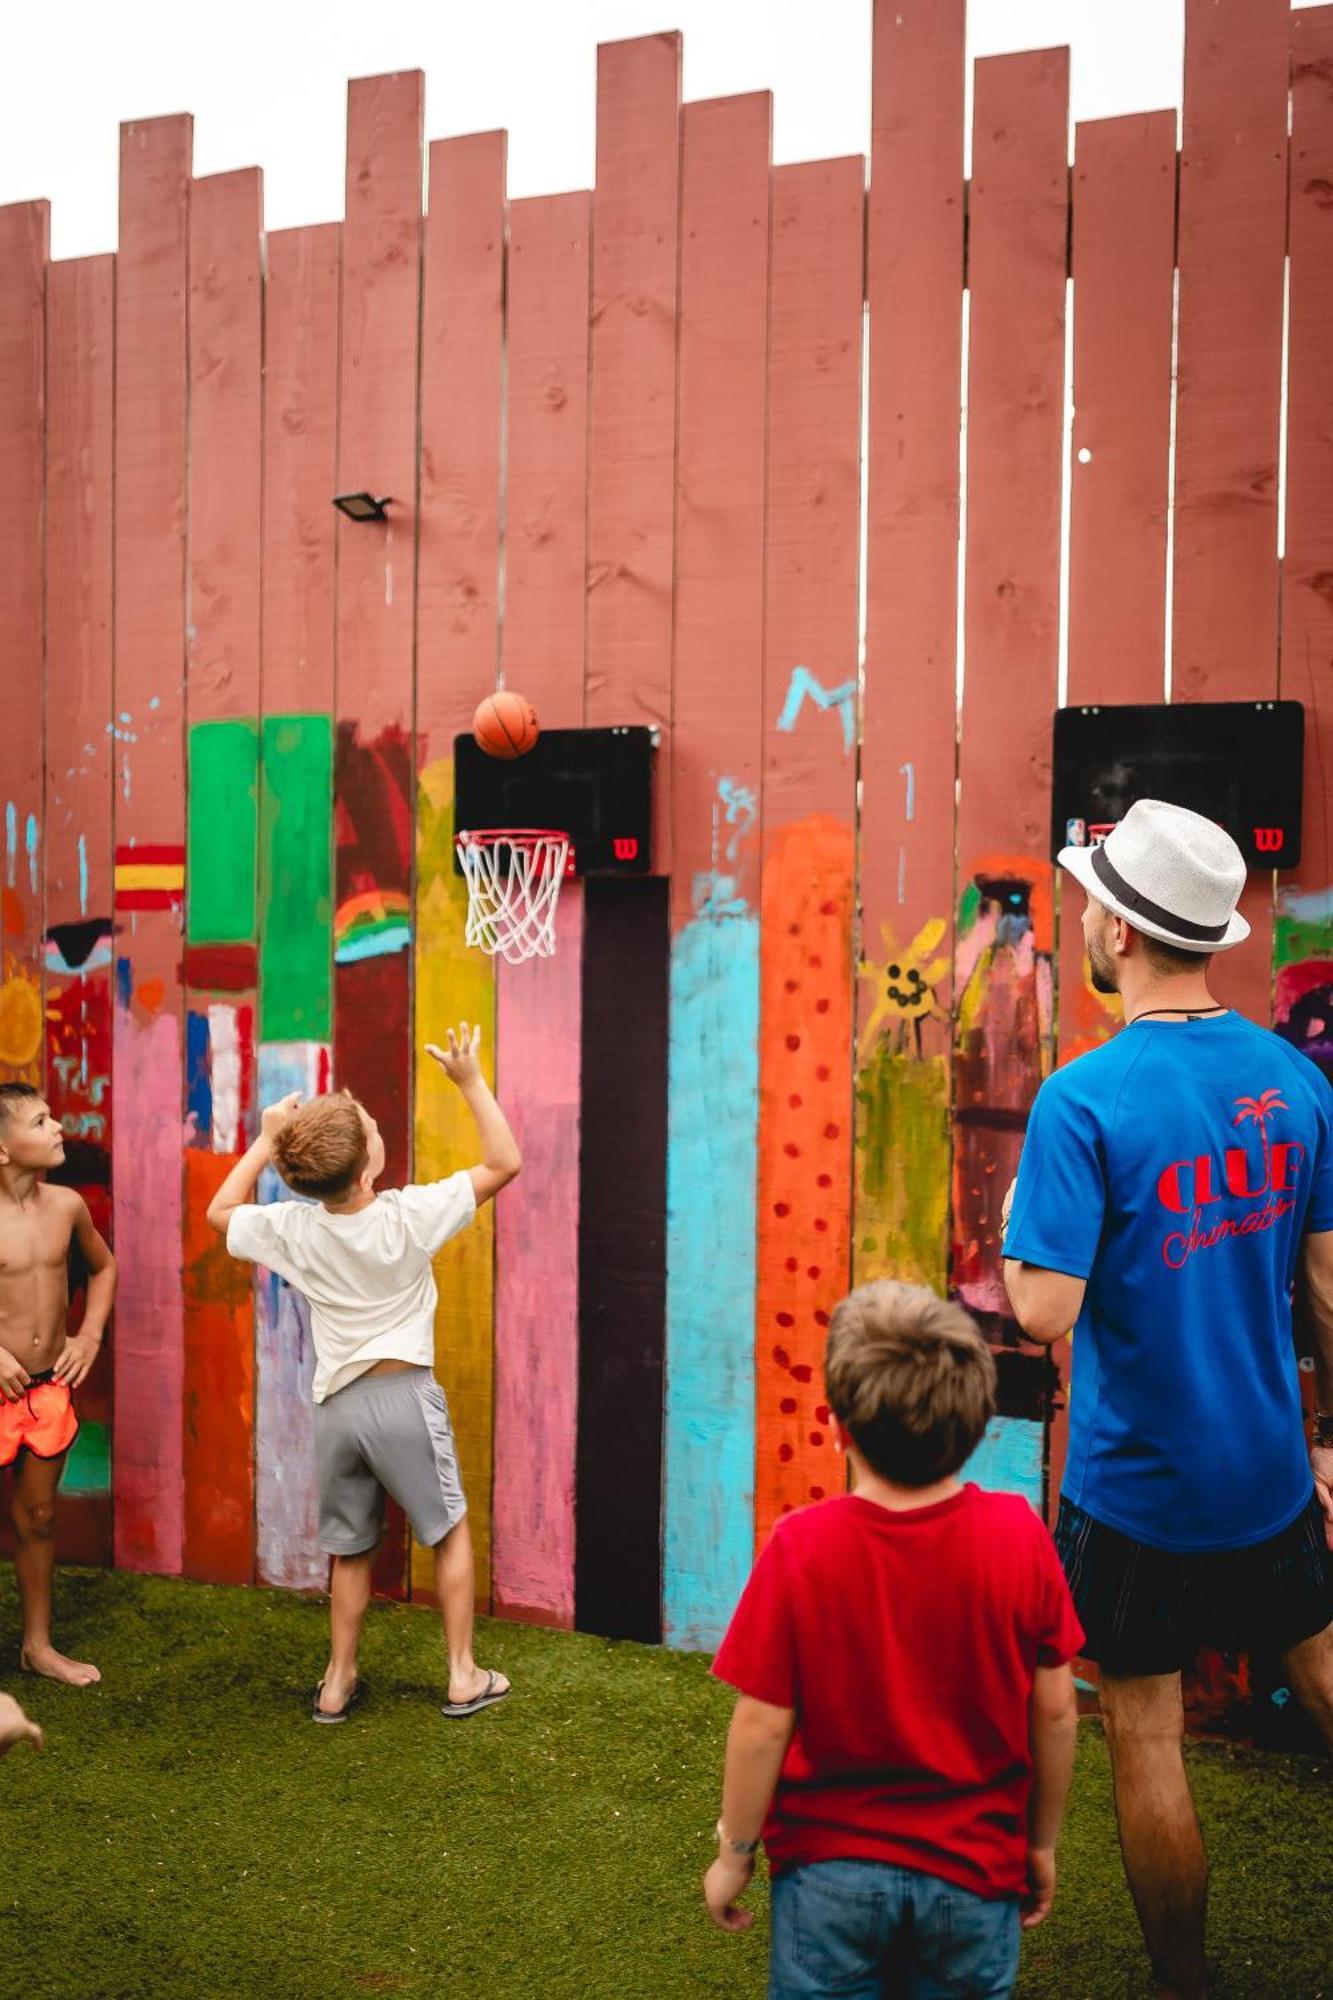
left=0, top=1349, right=31, bottom=1404
left=53, top=1329, right=102, bottom=1391
left=426, top=1025, right=484, bottom=1089
left=0, top=1693, right=42, bottom=1757
left=1022, top=1845, right=1056, bottom=1929
left=260, top=1092, right=302, bottom=1141
left=703, top=1851, right=756, bottom=1932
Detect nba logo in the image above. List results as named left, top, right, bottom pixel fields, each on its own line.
left=1065, top=817, right=1088, bottom=848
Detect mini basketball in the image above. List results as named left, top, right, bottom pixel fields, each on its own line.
left=473, top=691, right=540, bottom=761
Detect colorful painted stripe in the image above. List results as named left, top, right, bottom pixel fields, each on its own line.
left=664, top=906, right=759, bottom=1648
left=333, top=890, right=412, bottom=964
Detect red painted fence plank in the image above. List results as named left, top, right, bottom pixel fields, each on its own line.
left=856, top=0, right=965, bottom=1298
left=112, top=116, right=192, bottom=1577
left=182, top=167, right=263, bottom=1586
left=952, top=51, right=1067, bottom=1511
left=0, top=201, right=48, bottom=1092
left=415, top=130, right=505, bottom=1608
left=335, top=72, right=423, bottom=1600
left=587, top=34, right=681, bottom=861
left=1172, top=0, right=1289, bottom=1020
left=754, top=156, right=865, bottom=1547
left=44, top=252, right=115, bottom=1566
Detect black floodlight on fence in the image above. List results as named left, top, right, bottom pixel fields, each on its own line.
left=332, top=491, right=392, bottom=523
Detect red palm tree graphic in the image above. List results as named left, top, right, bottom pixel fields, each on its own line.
left=1233, top=1089, right=1288, bottom=1189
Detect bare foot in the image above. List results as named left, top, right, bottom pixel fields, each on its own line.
left=447, top=1665, right=510, bottom=1707
left=0, top=1692, right=42, bottom=1755
left=20, top=1644, right=100, bottom=1687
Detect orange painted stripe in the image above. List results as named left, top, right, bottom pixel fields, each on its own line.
left=754, top=158, right=864, bottom=1549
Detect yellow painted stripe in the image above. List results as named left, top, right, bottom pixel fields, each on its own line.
left=412, top=758, right=497, bottom=1605
left=114, top=864, right=185, bottom=891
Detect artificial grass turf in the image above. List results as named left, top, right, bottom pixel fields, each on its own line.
left=0, top=1568, right=1328, bottom=2000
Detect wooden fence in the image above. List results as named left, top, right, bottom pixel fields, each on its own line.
left=1, top=0, right=1330, bottom=1738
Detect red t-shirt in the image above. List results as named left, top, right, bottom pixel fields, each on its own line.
left=712, top=1485, right=1084, bottom=1898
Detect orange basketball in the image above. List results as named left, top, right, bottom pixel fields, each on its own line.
left=473, top=691, right=540, bottom=760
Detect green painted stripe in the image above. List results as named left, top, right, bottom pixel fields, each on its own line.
left=188, top=720, right=259, bottom=943
left=260, top=715, right=333, bottom=1042
left=63, top=1419, right=110, bottom=1497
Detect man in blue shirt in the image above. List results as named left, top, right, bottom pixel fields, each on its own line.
left=1003, top=799, right=1333, bottom=2000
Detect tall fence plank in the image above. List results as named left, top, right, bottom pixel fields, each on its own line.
left=112, top=116, right=191, bottom=1576
left=44, top=251, right=114, bottom=1565
left=856, top=0, right=964, bottom=1307
left=0, top=201, right=49, bottom=1094
left=952, top=51, right=1068, bottom=1510
left=255, top=223, right=339, bottom=1592
left=492, top=181, right=589, bottom=1630
left=663, top=92, right=770, bottom=1648
left=1279, top=4, right=1333, bottom=1083
left=753, top=157, right=864, bottom=1548
left=335, top=71, right=423, bottom=1600
left=1171, top=0, right=1288, bottom=1020
left=183, top=168, right=262, bottom=1588
left=415, top=131, right=504, bottom=1609
left=573, top=33, right=682, bottom=1640
left=585, top=33, right=681, bottom=856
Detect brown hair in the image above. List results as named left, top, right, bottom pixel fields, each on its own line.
left=0, top=1082, right=43, bottom=1132
left=271, top=1094, right=368, bottom=1199
left=823, top=1280, right=996, bottom=1487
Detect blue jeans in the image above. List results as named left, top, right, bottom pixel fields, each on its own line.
left=768, top=1859, right=1021, bottom=1999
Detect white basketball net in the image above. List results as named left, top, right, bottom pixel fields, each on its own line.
left=455, top=830, right=570, bottom=965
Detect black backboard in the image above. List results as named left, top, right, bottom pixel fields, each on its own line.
left=453, top=725, right=655, bottom=876
left=1050, top=701, right=1303, bottom=869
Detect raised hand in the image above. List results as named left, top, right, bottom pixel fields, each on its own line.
left=260, top=1091, right=302, bottom=1140
left=425, top=1025, right=484, bottom=1090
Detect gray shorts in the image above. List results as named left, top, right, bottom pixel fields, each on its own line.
left=313, top=1366, right=467, bottom=1556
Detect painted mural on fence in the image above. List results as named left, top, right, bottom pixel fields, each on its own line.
left=0, top=5, right=1323, bottom=1762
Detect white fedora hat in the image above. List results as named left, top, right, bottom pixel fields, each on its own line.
left=1058, top=799, right=1249, bottom=953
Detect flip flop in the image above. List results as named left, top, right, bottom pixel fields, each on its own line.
left=312, top=1677, right=363, bottom=1724
left=441, top=1670, right=511, bottom=1720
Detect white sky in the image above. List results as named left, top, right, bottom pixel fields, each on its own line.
left=0, top=0, right=1318, bottom=261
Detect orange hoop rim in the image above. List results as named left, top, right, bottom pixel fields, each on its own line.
left=455, top=827, right=569, bottom=849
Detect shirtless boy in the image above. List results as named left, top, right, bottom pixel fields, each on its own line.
left=0, top=1083, right=116, bottom=1686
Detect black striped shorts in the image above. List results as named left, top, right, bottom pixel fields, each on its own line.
left=1054, top=1490, right=1333, bottom=1677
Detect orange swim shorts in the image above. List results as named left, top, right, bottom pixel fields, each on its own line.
left=0, top=1370, right=78, bottom=1467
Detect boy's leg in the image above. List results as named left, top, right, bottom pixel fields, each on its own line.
left=1099, top=1671, right=1208, bottom=2000
left=432, top=1515, right=510, bottom=1708
left=11, top=1449, right=100, bottom=1685
left=1281, top=1619, right=1333, bottom=1751
left=318, top=1549, right=376, bottom=1715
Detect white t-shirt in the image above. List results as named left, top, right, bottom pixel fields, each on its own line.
left=226, top=1174, right=476, bottom=1403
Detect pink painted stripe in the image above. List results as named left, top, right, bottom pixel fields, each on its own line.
left=491, top=883, right=583, bottom=1626
left=111, top=1008, right=184, bottom=1574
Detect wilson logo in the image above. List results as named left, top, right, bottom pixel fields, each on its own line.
left=1254, top=827, right=1284, bottom=854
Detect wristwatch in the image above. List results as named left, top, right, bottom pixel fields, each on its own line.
left=716, top=1819, right=759, bottom=1856
left=1313, top=1411, right=1333, bottom=1450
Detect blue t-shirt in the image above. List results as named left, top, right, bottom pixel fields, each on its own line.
left=1004, top=1013, right=1333, bottom=1552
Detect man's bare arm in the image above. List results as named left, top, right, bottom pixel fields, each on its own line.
left=1302, top=1229, right=1333, bottom=1544
left=53, top=1198, right=117, bottom=1390
left=1003, top=1260, right=1084, bottom=1346
left=206, top=1094, right=300, bottom=1236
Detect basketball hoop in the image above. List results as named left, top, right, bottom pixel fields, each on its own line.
left=455, top=829, right=570, bottom=965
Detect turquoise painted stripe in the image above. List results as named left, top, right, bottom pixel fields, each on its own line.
left=964, top=1415, right=1044, bottom=1512
left=664, top=911, right=760, bottom=1650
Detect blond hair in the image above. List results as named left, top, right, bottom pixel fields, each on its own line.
left=823, top=1280, right=996, bottom=1486
left=271, top=1095, right=368, bottom=1199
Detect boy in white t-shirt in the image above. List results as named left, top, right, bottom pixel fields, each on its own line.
left=207, top=1025, right=520, bottom=1724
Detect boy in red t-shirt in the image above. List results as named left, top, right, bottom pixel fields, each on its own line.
left=704, top=1280, right=1084, bottom=1998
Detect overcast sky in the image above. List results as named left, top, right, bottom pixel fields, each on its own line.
left=0, top=0, right=1317, bottom=261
